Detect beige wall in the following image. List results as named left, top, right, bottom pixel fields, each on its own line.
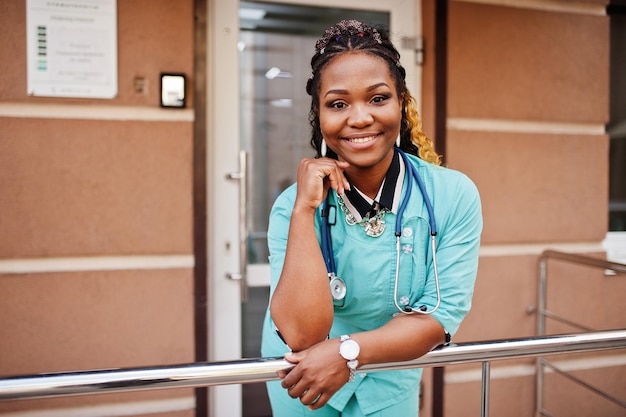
left=0, top=0, right=196, bottom=416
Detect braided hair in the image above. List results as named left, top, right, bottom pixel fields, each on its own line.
left=306, top=20, right=441, bottom=165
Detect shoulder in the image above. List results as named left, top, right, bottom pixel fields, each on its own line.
left=268, top=183, right=299, bottom=231
left=271, top=182, right=298, bottom=212
left=267, top=183, right=298, bottom=242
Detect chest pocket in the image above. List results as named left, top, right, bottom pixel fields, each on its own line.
left=395, top=216, right=430, bottom=311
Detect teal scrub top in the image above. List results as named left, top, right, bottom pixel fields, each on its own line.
left=261, top=153, right=483, bottom=414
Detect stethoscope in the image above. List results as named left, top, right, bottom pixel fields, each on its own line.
left=321, top=148, right=442, bottom=315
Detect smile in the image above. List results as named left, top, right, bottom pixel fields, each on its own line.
left=346, top=135, right=377, bottom=144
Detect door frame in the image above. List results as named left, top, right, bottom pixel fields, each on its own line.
left=205, top=0, right=422, bottom=415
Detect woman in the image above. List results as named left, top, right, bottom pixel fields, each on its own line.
left=261, top=20, right=482, bottom=416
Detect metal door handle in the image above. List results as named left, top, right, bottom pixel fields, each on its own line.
left=226, top=150, right=249, bottom=301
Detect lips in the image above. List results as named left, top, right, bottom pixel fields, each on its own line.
left=345, top=134, right=378, bottom=144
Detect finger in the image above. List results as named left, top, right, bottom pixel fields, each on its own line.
left=284, top=351, right=300, bottom=363
left=335, top=160, right=351, bottom=193
left=298, top=387, right=320, bottom=406
left=280, top=375, right=296, bottom=389
left=280, top=366, right=301, bottom=389
left=295, top=159, right=340, bottom=208
left=325, top=171, right=346, bottom=196
left=324, top=163, right=349, bottom=195
left=285, top=381, right=306, bottom=399
left=307, top=392, right=330, bottom=410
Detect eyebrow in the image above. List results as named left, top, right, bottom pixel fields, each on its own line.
left=323, top=82, right=391, bottom=98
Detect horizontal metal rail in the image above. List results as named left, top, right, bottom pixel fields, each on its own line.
left=1, top=329, right=624, bottom=401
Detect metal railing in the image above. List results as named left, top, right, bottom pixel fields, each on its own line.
left=1, top=330, right=626, bottom=417
left=536, top=250, right=626, bottom=417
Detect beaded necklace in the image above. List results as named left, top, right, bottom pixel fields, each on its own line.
left=337, top=194, right=388, bottom=237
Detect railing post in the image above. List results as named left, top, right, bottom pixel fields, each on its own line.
left=535, top=255, right=548, bottom=416
left=535, top=358, right=545, bottom=417
left=480, top=361, right=491, bottom=417
left=537, top=255, right=547, bottom=337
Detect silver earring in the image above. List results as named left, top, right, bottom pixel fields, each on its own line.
left=396, top=134, right=401, bottom=148
left=321, top=139, right=328, bottom=157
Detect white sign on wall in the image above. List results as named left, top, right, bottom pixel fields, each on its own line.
left=26, top=0, right=117, bottom=99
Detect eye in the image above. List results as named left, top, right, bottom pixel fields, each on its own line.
left=372, top=95, right=390, bottom=104
left=328, top=101, right=348, bottom=109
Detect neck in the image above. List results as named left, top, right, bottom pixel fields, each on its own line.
left=344, top=151, right=395, bottom=199
left=346, top=170, right=386, bottom=199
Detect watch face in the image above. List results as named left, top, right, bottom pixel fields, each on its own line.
left=340, top=339, right=360, bottom=360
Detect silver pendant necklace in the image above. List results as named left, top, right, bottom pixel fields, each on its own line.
left=337, top=194, right=388, bottom=237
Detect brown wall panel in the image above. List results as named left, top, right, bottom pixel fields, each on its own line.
left=543, top=255, right=626, bottom=333
left=455, top=255, right=538, bottom=343
left=0, top=0, right=193, bottom=107
left=447, top=130, right=609, bottom=244
left=448, top=2, right=609, bottom=123
left=0, top=1, right=26, bottom=100
left=0, top=268, right=194, bottom=377
left=543, top=364, right=626, bottom=416
left=116, top=0, right=194, bottom=107
left=446, top=372, right=536, bottom=417
left=0, top=119, right=193, bottom=257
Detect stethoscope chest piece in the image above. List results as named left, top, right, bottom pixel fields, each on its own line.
left=329, top=273, right=347, bottom=300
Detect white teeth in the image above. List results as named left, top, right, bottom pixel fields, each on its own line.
left=348, top=135, right=376, bottom=143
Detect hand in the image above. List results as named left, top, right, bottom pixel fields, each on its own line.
left=294, top=158, right=350, bottom=212
left=279, top=339, right=350, bottom=410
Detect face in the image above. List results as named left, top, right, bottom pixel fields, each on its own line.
left=318, top=51, right=402, bottom=174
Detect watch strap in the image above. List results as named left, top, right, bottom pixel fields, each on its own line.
left=339, top=335, right=360, bottom=382
left=346, top=359, right=358, bottom=382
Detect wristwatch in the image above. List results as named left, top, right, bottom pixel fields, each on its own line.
left=339, top=335, right=360, bottom=382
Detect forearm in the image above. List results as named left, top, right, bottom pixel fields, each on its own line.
left=270, top=205, right=334, bottom=350
left=350, top=314, right=445, bottom=366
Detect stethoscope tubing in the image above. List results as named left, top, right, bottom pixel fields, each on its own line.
left=321, top=198, right=336, bottom=273
left=321, top=148, right=441, bottom=315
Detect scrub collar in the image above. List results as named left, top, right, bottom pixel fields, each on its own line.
left=341, top=149, right=406, bottom=222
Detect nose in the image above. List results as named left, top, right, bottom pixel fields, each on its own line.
left=347, top=104, right=374, bottom=127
